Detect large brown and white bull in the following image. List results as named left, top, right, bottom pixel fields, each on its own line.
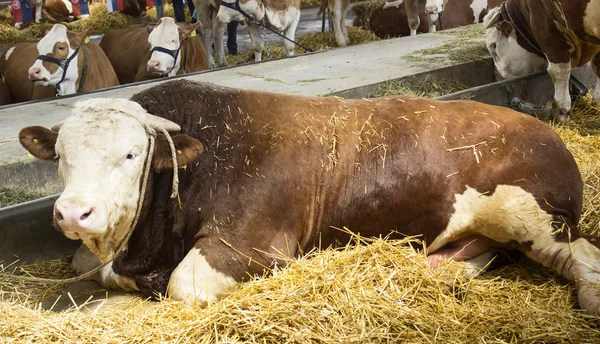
left=0, top=44, right=56, bottom=103
left=216, top=0, right=301, bottom=61
left=27, top=24, right=119, bottom=97
left=19, top=80, right=600, bottom=323
left=484, top=0, right=600, bottom=121
left=100, top=18, right=209, bottom=84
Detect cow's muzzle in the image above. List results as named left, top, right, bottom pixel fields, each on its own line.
left=426, top=6, right=440, bottom=14
left=53, top=197, right=106, bottom=235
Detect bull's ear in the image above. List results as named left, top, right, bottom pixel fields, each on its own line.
left=498, top=21, right=513, bottom=37
left=67, top=29, right=90, bottom=49
left=177, top=22, right=200, bottom=40
left=19, top=126, right=58, bottom=161
left=483, top=8, right=502, bottom=29
left=153, top=134, right=204, bottom=172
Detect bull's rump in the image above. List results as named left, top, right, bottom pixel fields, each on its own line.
left=132, top=81, right=582, bottom=253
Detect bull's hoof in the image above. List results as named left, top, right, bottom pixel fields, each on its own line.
left=577, top=282, right=600, bottom=325
left=551, top=106, right=571, bottom=122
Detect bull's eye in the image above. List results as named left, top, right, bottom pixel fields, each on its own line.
left=126, top=153, right=136, bottom=160
left=491, top=43, right=497, bottom=50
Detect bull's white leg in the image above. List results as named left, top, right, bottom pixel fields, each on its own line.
left=212, top=16, right=226, bottom=67
left=331, top=0, right=346, bottom=47
left=283, top=10, right=301, bottom=56
left=72, top=244, right=139, bottom=291
left=193, top=1, right=216, bottom=68
left=429, top=185, right=600, bottom=320
left=341, top=1, right=349, bottom=43
left=547, top=62, right=572, bottom=121
left=246, top=22, right=264, bottom=62
left=591, top=55, right=600, bottom=102
left=167, top=248, right=237, bottom=305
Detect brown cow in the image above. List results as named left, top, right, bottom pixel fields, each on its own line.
left=484, top=0, right=600, bottom=121
left=370, top=0, right=502, bottom=38
left=100, top=18, right=208, bottom=85
left=27, top=24, right=119, bottom=97
left=19, top=80, right=600, bottom=325
left=0, top=44, right=56, bottom=103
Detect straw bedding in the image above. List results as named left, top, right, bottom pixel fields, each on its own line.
left=1, top=95, right=600, bottom=341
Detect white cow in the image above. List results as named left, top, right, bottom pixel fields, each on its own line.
left=217, top=0, right=301, bottom=62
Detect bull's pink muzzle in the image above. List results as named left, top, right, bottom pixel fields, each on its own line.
left=426, top=6, right=439, bottom=14
left=147, top=60, right=162, bottom=73
left=28, top=67, right=45, bottom=82
left=54, top=201, right=96, bottom=233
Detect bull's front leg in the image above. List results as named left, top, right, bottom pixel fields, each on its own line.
left=330, top=0, right=347, bottom=47
left=405, top=2, right=420, bottom=36
left=246, top=22, right=264, bottom=62
left=547, top=61, right=572, bottom=121
left=33, top=0, right=43, bottom=23
left=283, top=10, right=301, bottom=56
left=193, top=0, right=217, bottom=68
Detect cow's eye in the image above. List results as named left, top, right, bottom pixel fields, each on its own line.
left=491, top=43, right=497, bottom=50
left=126, top=153, right=136, bottom=160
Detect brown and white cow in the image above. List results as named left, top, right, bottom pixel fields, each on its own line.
left=484, top=0, right=600, bottom=121
left=320, top=0, right=350, bottom=46
left=217, top=0, right=301, bottom=62
left=403, top=0, right=444, bottom=36
left=370, top=0, right=502, bottom=38
left=28, top=24, right=119, bottom=97
left=19, top=79, right=600, bottom=324
left=100, top=18, right=208, bottom=84
left=41, top=0, right=90, bottom=24
left=192, top=0, right=227, bottom=68
left=0, top=44, right=57, bottom=103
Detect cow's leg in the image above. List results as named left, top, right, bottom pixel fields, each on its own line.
left=34, top=0, right=43, bottom=23
left=212, top=15, right=226, bottom=67
left=330, top=0, right=346, bottom=47
left=591, top=54, right=600, bottom=102
left=193, top=0, right=216, bottom=68
left=71, top=244, right=139, bottom=291
left=246, top=22, right=264, bottom=62
left=427, top=14, right=438, bottom=33
left=283, top=11, right=301, bottom=56
left=429, top=185, right=600, bottom=320
left=340, top=0, right=349, bottom=43
left=547, top=62, right=572, bottom=122
left=405, top=2, right=420, bottom=36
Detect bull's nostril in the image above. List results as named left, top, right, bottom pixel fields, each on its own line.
left=80, top=208, right=93, bottom=221
left=55, top=209, right=64, bottom=221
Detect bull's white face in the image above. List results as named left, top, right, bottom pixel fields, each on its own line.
left=484, top=8, right=546, bottom=80
left=53, top=99, right=151, bottom=261
left=28, top=24, right=80, bottom=95
left=217, top=0, right=265, bottom=24
left=148, top=17, right=183, bottom=76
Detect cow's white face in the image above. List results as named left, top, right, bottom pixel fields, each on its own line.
left=217, top=0, right=265, bottom=24
left=19, top=98, right=203, bottom=262
left=28, top=24, right=87, bottom=96
left=148, top=18, right=183, bottom=76
left=484, top=8, right=546, bottom=80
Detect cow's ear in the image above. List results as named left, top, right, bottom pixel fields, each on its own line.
left=42, top=27, right=52, bottom=37
left=498, top=21, right=513, bottom=37
left=153, top=134, right=204, bottom=172
left=67, top=30, right=90, bottom=49
left=178, top=22, right=200, bottom=40
left=19, top=126, right=58, bottom=161
left=147, top=24, right=155, bottom=33
left=483, top=8, right=502, bottom=29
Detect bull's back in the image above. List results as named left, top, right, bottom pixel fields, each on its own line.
left=100, top=27, right=151, bottom=84
left=318, top=97, right=582, bottom=247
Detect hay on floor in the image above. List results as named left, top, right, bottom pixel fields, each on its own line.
left=351, top=0, right=385, bottom=30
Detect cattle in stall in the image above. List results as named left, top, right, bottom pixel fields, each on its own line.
left=217, top=0, right=301, bottom=62
left=100, top=18, right=209, bottom=84
left=19, top=79, right=600, bottom=325
left=404, top=0, right=444, bottom=36
left=319, top=0, right=350, bottom=47
left=484, top=0, right=600, bottom=121
left=0, top=44, right=57, bottom=103
left=0, top=78, right=11, bottom=106
left=28, top=24, right=119, bottom=97
left=370, top=0, right=503, bottom=39
left=192, top=0, right=227, bottom=68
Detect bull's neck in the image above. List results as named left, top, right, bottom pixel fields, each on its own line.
left=505, top=0, right=544, bottom=57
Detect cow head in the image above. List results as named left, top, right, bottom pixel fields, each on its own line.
left=19, top=99, right=204, bottom=262
left=217, top=0, right=265, bottom=24
left=483, top=7, right=546, bottom=80
left=147, top=18, right=200, bottom=77
left=425, top=0, right=444, bottom=24
left=28, top=24, right=89, bottom=96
